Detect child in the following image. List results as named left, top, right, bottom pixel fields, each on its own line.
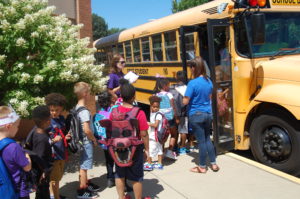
left=0, top=105, right=31, bottom=199
left=154, top=78, right=177, bottom=160
left=169, top=71, right=189, bottom=155
left=74, top=82, right=99, bottom=199
left=144, top=96, right=164, bottom=171
left=113, top=79, right=149, bottom=199
left=31, top=105, right=58, bottom=199
left=94, top=91, right=116, bottom=188
left=45, top=93, right=70, bottom=199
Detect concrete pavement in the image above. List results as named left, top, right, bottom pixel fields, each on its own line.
left=30, top=147, right=300, bottom=199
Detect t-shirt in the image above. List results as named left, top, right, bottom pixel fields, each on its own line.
left=185, top=76, right=213, bottom=116
left=170, top=83, right=187, bottom=118
left=2, top=142, right=29, bottom=197
left=110, top=106, right=149, bottom=132
left=32, top=130, right=53, bottom=174
left=107, top=72, right=124, bottom=97
left=76, top=105, right=94, bottom=140
left=49, top=115, right=66, bottom=160
left=149, top=112, right=162, bottom=140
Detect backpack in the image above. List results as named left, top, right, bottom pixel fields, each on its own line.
left=0, top=138, right=18, bottom=199
left=154, top=112, right=170, bottom=144
left=156, top=92, right=174, bottom=121
left=99, top=107, right=143, bottom=167
left=93, top=109, right=111, bottom=149
left=169, top=84, right=187, bottom=118
left=65, top=106, right=88, bottom=153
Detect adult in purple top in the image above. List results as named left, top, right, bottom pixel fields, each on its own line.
left=2, top=143, right=30, bottom=198
left=107, top=54, right=125, bottom=99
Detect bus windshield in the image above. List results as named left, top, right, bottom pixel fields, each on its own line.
left=236, top=12, right=300, bottom=58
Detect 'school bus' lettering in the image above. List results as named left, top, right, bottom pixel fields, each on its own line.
left=126, top=68, right=149, bottom=75
left=272, top=0, right=300, bottom=5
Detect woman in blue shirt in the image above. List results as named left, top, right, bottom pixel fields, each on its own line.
left=183, top=56, right=220, bottom=173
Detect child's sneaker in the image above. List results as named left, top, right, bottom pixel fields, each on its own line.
left=77, top=188, right=98, bottom=199
left=178, top=147, right=188, bottom=155
left=143, top=162, right=153, bottom=171
left=165, top=149, right=177, bottom=160
left=87, top=181, right=101, bottom=192
left=189, top=146, right=197, bottom=152
left=153, top=163, right=164, bottom=170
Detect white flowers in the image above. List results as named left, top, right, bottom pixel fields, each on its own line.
left=20, top=73, right=30, bottom=83
left=1, top=0, right=107, bottom=117
left=16, top=37, right=26, bottom=47
left=0, top=69, right=4, bottom=77
left=31, top=31, right=39, bottom=38
left=33, top=75, right=43, bottom=84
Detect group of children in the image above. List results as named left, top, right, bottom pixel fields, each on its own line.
left=143, top=70, right=196, bottom=171
left=0, top=70, right=194, bottom=199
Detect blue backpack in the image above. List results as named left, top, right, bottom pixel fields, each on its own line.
left=156, top=92, right=174, bottom=121
left=93, top=106, right=118, bottom=149
left=0, top=138, right=18, bottom=199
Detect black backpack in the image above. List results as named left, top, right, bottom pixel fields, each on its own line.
left=65, top=106, right=87, bottom=153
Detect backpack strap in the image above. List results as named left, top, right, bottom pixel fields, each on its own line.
left=127, top=107, right=140, bottom=119
left=0, top=138, right=15, bottom=152
left=76, top=106, right=88, bottom=114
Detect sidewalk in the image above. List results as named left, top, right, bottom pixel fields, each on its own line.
left=30, top=147, right=300, bottom=199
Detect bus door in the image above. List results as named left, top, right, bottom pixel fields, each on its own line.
left=207, top=18, right=234, bottom=153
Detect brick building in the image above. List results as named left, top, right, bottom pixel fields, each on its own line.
left=48, top=0, right=93, bottom=45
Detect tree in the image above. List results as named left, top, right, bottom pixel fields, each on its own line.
left=172, top=0, right=209, bottom=13
left=0, top=0, right=107, bottom=117
left=108, top=27, right=126, bottom=35
left=92, top=13, right=108, bottom=41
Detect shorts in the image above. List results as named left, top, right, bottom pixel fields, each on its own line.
left=168, top=118, right=176, bottom=128
left=80, top=138, right=93, bottom=170
left=115, top=145, right=144, bottom=182
left=178, top=117, right=188, bottom=134
left=50, top=160, right=65, bottom=181
left=149, top=139, right=163, bottom=158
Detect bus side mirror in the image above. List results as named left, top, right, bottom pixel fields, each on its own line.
left=251, top=12, right=265, bottom=45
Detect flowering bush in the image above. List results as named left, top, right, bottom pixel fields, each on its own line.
left=0, top=0, right=107, bottom=117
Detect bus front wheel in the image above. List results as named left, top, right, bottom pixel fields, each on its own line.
left=250, top=112, right=300, bottom=176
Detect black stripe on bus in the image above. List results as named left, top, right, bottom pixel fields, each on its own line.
left=136, top=87, right=154, bottom=94
left=126, top=62, right=182, bottom=67
left=138, top=76, right=176, bottom=82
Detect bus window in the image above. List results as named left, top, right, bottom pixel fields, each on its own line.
left=141, top=37, right=150, bottom=62
left=125, top=41, right=132, bottom=63
left=152, top=34, right=163, bottom=61
left=164, top=31, right=178, bottom=61
left=133, top=39, right=141, bottom=62
left=180, top=32, right=196, bottom=61
left=117, top=43, right=124, bottom=57
left=112, top=45, right=118, bottom=54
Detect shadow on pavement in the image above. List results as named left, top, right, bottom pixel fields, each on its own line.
left=125, top=178, right=163, bottom=199
left=60, top=174, right=107, bottom=198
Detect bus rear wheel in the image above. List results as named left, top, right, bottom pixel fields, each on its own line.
left=250, top=112, right=300, bottom=176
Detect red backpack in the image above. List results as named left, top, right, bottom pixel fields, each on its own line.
left=99, top=106, right=143, bottom=167
left=154, top=112, right=170, bottom=144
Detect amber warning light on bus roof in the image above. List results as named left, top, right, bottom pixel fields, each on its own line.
left=248, top=0, right=267, bottom=7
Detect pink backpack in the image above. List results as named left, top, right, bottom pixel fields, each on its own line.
left=154, top=112, right=170, bottom=144
left=99, top=107, right=143, bottom=167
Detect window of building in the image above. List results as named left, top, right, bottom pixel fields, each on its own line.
left=152, top=34, right=163, bottom=61
left=141, top=37, right=150, bottom=62
left=133, top=39, right=141, bottom=62
left=164, top=31, right=178, bottom=61
left=125, top=41, right=132, bottom=63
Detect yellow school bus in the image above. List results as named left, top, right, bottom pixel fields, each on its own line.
left=94, top=0, right=300, bottom=175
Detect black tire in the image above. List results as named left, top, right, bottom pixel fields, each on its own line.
left=250, top=111, right=300, bottom=176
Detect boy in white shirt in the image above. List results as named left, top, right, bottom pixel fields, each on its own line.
left=144, top=96, right=164, bottom=170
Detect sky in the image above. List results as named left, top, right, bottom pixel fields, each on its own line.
left=91, top=0, right=173, bottom=29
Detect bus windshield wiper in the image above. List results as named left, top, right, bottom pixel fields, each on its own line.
left=270, top=48, right=300, bottom=60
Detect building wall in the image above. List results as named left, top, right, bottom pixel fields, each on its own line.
left=48, top=0, right=93, bottom=45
